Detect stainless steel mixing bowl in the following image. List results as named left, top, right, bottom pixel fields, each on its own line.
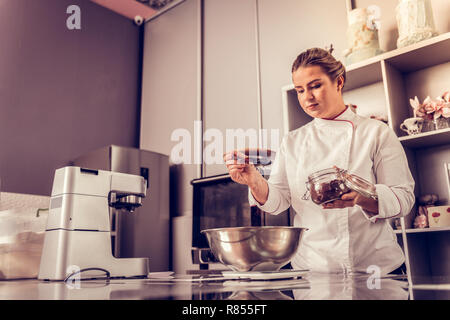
left=201, top=226, right=307, bottom=272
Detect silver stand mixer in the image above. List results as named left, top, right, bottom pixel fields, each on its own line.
left=38, top=166, right=149, bottom=281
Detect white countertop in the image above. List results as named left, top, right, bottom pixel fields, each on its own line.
left=1, top=272, right=445, bottom=300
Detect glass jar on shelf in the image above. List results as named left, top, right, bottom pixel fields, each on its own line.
left=421, top=119, right=435, bottom=132
left=434, top=117, right=450, bottom=130
left=421, top=117, right=450, bottom=132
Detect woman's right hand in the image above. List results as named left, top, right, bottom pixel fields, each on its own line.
left=223, top=150, right=261, bottom=187
left=224, top=150, right=269, bottom=205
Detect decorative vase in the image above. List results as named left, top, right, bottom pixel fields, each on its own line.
left=421, top=119, right=435, bottom=132
left=396, top=0, right=438, bottom=48
left=422, top=118, right=450, bottom=131
left=344, top=8, right=383, bottom=65
left=434, top=117, right=450, bottom=130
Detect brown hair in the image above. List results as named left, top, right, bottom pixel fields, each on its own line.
left=291, top=47, right=346, bottom=89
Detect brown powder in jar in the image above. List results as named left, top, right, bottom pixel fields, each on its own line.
left=310, top=179, right=351, bottom=205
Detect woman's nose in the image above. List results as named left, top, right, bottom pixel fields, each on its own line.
left=305, top=89, right=315, bottom=101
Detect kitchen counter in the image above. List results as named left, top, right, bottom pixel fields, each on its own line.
left=0, top=272, right=448, bottom=300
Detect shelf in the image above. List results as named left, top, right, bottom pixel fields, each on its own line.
left=398, top=128, right=450, bottom=148
left=284, top=33, right=450, bottom=94
left=345, top=60, right=383, bottom=92
left=383, top=32, right=450, bottom=73
left=284, top=61, right=384, bottom=93
left=394, top=226, right=450, bottom=234
left=284, top=33, right=450, bottom=107
left=344, top=32, right=450, bottom=74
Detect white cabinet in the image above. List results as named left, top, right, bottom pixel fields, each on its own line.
left=282, top=33, right=450, bottom=282
left=202, top=0, right=260, bottom=177
left=140, top=0, right=201, bottom=217
left=140, top=0, right=202, bottom=273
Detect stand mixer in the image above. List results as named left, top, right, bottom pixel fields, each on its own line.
left=38, top=166, right=149, bottom=281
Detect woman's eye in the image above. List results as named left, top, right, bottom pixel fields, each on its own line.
left=297, top=90, right=304, bottom=94
left=312, top=84, right=321, bottom=89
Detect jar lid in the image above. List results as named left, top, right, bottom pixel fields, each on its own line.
left=339, top=170, right=378, bottom=200
left=307, top=168, right=339, bottom=181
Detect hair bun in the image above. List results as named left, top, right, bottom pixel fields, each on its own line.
left=326, top=44, right=334, bottom=54
left=291, top=46, right=346, bottom=90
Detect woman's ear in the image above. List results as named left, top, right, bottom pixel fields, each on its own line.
left=336, top=75, right=344, bottom=92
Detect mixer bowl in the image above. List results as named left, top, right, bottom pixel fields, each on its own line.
left=201, top=226, right=307, bottom=272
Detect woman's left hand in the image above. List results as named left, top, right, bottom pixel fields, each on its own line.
left=322, top=191, right=379, bottom=214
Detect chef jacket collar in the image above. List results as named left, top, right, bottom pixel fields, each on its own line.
left=313, top=105, right=357, bottom=129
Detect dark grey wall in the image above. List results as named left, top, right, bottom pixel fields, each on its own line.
left=0, top=0, right=142, bottom=195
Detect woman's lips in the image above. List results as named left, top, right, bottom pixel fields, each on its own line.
left=307, top=103, right=319, bottom=110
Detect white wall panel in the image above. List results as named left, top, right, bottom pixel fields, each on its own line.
left=203, top=0, right=260, bottom=177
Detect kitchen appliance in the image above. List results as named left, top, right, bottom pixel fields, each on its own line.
left=38, top=167, right=149, bottom=280
left=190, top=174, right=292, bottom=269
left=71, top=145, right=170, bottom=272
left=201, top=226, right=306, bottom=272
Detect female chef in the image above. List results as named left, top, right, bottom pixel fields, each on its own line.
left=224, top=47, right=415, bottom=275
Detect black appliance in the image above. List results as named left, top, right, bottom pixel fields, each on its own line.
left=190, top=174, right=291, bottom=268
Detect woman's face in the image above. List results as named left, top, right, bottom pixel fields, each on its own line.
left=292, top=65, right=344, bottom=119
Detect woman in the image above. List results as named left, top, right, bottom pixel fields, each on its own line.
left=225, top=48, right=415, bottom=275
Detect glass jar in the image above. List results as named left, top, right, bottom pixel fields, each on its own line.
left=421, top=119, right=435, bottom=132
left=434, top=117, right=450, bottom=130
left=302, top=167, right=378, bottom=205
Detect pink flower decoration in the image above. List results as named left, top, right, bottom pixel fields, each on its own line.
left=443, top=107, right=450, bottom=118
left=443, top=91, right=450, bottom=103
left=409, top=92, right=450, bottom=120
left=423, top=96, right=436, bottom=114
left=409, top=96, right=424, bottom=117
left=434, top=97, right=450, bottom=119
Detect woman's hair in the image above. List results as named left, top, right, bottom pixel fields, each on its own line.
left=291, top=47, right=346, bottom=89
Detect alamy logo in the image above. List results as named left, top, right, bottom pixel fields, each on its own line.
left=366, top=5, right=381, bottom=30
left=66, top=5, right=81, bottom=30
left=65, top=265, right=81, bottom=289
left=170, top=121, right=280, bottom=165
left=366, top=265, right=381, bottom=290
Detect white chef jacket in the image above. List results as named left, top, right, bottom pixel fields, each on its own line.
left=249, top=107, right=415, bottom=275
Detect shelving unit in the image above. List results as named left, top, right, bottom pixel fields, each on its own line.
left=394, top=226, right=450, bottom=234
left=399, top=128, right=450, bottom=149
left=281, top=32, right=450, bottom=283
